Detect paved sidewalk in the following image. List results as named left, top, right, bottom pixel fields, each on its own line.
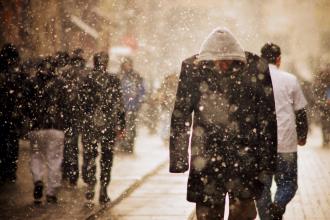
left=1, top=125, right=328, bottom=220
left=283, top=126, right=330, bottom=220
left=102, top=166, right=194, bottom=220
left=0, top=126, right=168, bottom=220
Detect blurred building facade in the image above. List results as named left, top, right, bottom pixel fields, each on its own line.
left=1, top=0, right=330, bottom=82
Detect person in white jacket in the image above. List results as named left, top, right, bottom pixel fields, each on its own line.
left=257, top=43, right=309, bottom=220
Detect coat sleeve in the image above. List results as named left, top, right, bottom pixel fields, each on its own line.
left=295, top=108, right=308, bottom=141
left=169, top=61, right=194, bottom=173
left=113, top=77, right=126, bottom=132
left=255, top=59, right=277, bottom=173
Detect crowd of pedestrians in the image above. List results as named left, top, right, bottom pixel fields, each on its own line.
left=0, top=44, right=144, bottom=206
left=0, top=26, right=329, bottom=219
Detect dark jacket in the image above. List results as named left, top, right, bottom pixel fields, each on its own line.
left=80, top=69, right=125, bottom=135
left=28, top=73, right=67, bottom=131
left=62, top=65, right=88, bottom=131
left=169, top=52, right=277, bottom=205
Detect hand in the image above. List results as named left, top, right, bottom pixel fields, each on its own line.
left=298, top=138, right=307, bottom=146
left=116, top=130, right=125, bottom=140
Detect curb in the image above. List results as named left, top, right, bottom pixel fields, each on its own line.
left=85, top=159, right=169, bottom=220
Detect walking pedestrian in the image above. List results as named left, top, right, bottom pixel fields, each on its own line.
left=256, top=43, right=309, bottom=220
left=80, top=52, right=125, bottom=205
left=153, top=73, right=179, bottom=144
left=170, top=28, right=277, bottom=220
left=118, top=57, right=145, bottom=153
left=27, top=57, right=68, bottom=204
left=61, top=53, right=88, bottom=186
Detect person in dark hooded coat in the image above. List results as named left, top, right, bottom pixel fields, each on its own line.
left=169, top=28, right=277, bottom=219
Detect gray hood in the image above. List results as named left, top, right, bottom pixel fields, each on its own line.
left=197, top=27, right=246, bottom=63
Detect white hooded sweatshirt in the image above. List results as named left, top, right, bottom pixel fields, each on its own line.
left=197, top=27, right=246, bottom=63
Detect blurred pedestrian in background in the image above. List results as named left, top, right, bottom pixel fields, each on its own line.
left=151, top=73, right=179, bottom=144
left=313, top=63, right=330, bottom=147
left=118, top=57, right=145, bottom=153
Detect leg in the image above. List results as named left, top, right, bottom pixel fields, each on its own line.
left=272, top=153, right=298, bottom=219
left=82, top=131, right=98, bottom=201
left=0, top=130, right=7, bottom=181
left=29, top=131, right=46, bottom=203
left=63, top=128, right=79, bottom=184
left=229, top=197, right=257, bottom=220
left=99, top=134, right=115, bottom=203
left=29, top=131, right=46, bottom=184
left=45, top=130, right=64, bottom=197
left=196, top=202, right=226, bottom=220
left=256, top=174, right=273, bottom=220
left=100, top=135, right=114, bottom=187
left=196, top=196, right=226, bottom=220
left=82, top=132, right=98, bottom=186
left=123, top=111, right=137, bottom=153
left=4, top=131, right=19, bottom=182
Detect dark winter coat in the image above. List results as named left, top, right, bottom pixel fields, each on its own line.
left=62, top=66, right=88, bottom=131
left=28, top=73, right=68, bottom=131
left=79, top=69, right=125, bottom=136
left=169, top=52, right=277, bottom=205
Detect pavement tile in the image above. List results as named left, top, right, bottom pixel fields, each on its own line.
left=101, top=166, right=194, bottom=219
left=0, top=126, right=168, bottom=220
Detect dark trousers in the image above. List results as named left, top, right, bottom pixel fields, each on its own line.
left=196, top=195, right=257, bottom=220
left=0, top=130, right=19, bottom=182
left=63, top=128, right=79, bottom=184
left=256, top=153, right=298, bottom=220
left=121, top=111, right=137, bottom=153
left=82, top=130, right=115, bottom=187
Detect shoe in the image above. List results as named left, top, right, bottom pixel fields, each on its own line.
left=33, top=181, right=43, bottom=202
left=46, top=195, right=58, bottom=204
left=99, top=186, right=111, bottom=204
left=85, top=185, right=95, bottom=201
